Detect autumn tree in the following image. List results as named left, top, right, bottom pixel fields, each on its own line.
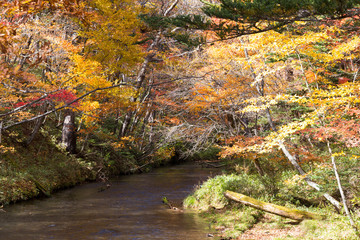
left=0, top=0, right=145, bottom=156
left=187, top=10, right=360, bottom=232
left=0, top=2, right=82, bottom=148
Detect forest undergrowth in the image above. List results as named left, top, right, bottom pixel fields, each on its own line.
left=184, top=151, right=360, bottom=239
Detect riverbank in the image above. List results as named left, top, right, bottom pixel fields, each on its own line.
left=0, top=127, right=95, bottom=205
left=0, top=124, right=175, bottom=206
left=0, top=164, right=215, bottom=240
left=184, top=173, right=360, bottom=239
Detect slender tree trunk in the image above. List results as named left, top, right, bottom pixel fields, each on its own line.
left=148, top=111, right=155, bottom=144
left=254, top=113, right=258, bottom=136
left=0, top=121, right=2, bottom=144
left=327, top=141, right=359, bottom=235
left=118, top=0, right=178, bottom=138
left=253, top=158, right=264, bottom=176
left=26, top=115, right=46, bottom=146
left=113, top=112, right=120, bottom=135
left=119, top=112, right=133, bottom=138
left=243, top=38, right=342, bottom=210
left=278, top=141, right=341, bottom=211
left=129, top=114, right=141, bottom=134
left=25, top=104, right=47, bottom=146
left=62, top=110, right=76, bottom=154
left=264, top=104, right=341, bottom=210
left=80, top=133, right=89, bottom=153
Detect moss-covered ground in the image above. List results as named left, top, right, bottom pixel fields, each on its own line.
left=0, top=126, right=97, bottom=205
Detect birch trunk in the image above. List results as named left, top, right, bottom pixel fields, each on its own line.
left=61, top=110, right=76, bottom=154
left=241, top=39, right=341, bottom=210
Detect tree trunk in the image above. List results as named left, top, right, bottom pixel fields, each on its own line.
left=327, top=140, right=359, bottom=235
left=239, top=36, right=342, bottom=211
left=118, top=1, right=178, bottom=138
left=278, top=141, right=341, bottom=211
left=26, top=115, right=46, bottom=146
left=253, top=158, right=264, bottom=176
left=25, top=104, right=48, bottom=146
left=119, top=111, right=133, bottom=137
left=224, top=190, right=324, bottom=221
left=61, top=110, right=76, bottom=154
left=0, top=121, right=2, bottom=144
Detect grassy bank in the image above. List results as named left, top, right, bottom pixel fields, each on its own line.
left=0, top=122, right=173, bottom=206
left=0, top=126, right=97, bottom=205
left=184, top=172, right=360, bottom=239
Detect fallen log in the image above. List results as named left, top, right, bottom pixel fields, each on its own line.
left=201, top=162, right=227, bottom=168
left=224, top=190, right=324, bottom=221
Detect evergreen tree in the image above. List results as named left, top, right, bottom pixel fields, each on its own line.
left=142, top=0, right=360, bottom=40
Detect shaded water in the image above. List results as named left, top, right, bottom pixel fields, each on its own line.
left=0, top=164, right=218, bottom=240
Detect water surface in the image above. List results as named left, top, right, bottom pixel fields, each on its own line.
left=0, top=164, right=217, bottom=240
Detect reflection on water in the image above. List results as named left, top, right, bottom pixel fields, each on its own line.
left=0, top=164, right=218, bottom=239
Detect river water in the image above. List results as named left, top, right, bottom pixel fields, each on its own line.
left=0, top=164, right=218, bottom=240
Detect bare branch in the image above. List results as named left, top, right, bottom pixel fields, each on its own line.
left=3, top=83, right=129, bottom=130
left=0, top=89, right=64, bottom=118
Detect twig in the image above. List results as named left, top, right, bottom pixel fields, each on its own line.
left=0, top=121, right=2, bottom=144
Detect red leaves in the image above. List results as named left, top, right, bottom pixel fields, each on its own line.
left=338, top=77, right=350, bottom=84
left=303, top=114, right=360, bottom=147
left=13, top=101, right=26, bottom=108
left=13, top=89, right=79, bottom=108
left=225, top=135, right=264, bottom=148
left=48, top=89, right=78, bottom=105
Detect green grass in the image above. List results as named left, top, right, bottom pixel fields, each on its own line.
left=184, top=172, right=360, bottom=239
left=184, top=173, right=268, bottom=210
left=201, top=207, right=264, bottom=239
left=300, top=214, right=360, bottom=239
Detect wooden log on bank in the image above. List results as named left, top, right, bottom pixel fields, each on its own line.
left=224, top=190, right=324, bottom=221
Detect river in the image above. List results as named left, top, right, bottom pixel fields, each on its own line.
left=0, top=164, right=218, bottom=240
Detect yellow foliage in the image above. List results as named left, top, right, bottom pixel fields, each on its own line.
left=0, top=145, right=16, bottom=154
left=80, top=0, right=144, bottom=73
left=331, top=151, right=346, bottom=158
left=111, top=136, right=135, bottom=150
left=78, top=100, right=101, bottom=125
left=66, top=54, right=110, bottom=90
left=155, top=146, right=176, bottom=160
left=330, top=36, right=360, bottom=61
